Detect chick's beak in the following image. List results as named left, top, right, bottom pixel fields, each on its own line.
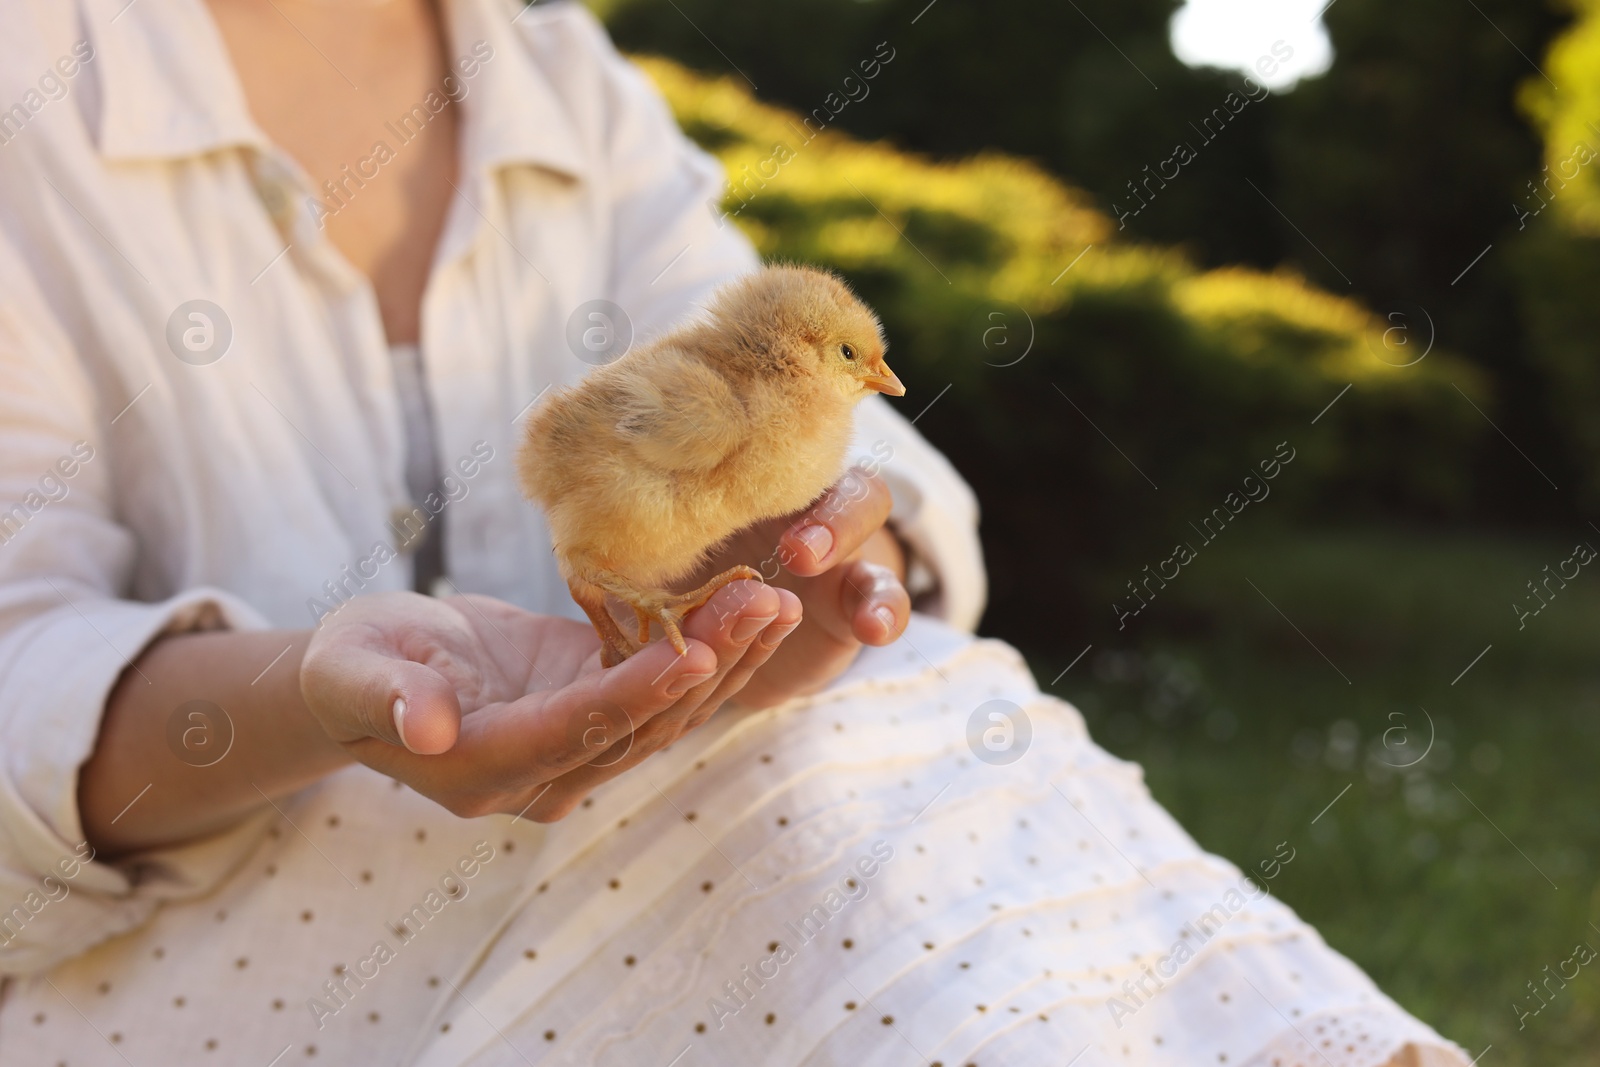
left=863, top=363, right=907, bottom=397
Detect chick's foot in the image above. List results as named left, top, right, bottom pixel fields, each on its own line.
left=567, top=578, right=639, bottom=668
left=595, top=566, right=764, bottom=657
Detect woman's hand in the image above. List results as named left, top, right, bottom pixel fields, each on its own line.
left=300, top=583, right=799, bottom=821
left=687, top=467, right=912, bottom=708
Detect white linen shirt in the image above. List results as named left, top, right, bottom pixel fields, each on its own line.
left=0, top=0, right=984, bottom=976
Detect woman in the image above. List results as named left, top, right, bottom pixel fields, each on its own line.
left=0, top=0, right=1467, bottom=1064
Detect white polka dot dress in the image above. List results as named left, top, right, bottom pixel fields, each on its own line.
left=0, top=619, right=1468, bottom=1067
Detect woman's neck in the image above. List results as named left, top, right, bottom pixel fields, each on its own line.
left=205, top=0, right=461, bottom=344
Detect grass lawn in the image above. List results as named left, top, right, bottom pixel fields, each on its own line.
left=1015, top=523, right=1600, bottom=1064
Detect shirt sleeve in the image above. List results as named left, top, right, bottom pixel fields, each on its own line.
left=849, top=398, right=987, bottom=631
left=0, top=269, right=275, bottom=977
left=577, top=12, right=988, bottom=631
left=574, top=4, right=761, bottom=328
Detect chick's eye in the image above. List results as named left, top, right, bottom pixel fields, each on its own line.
left=840, top=343, right=856, bottom=361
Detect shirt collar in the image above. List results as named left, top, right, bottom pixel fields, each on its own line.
left=82, top=0, right=587, bottom=183
left=83, top=0, right=269, bottom=160
left=449, top=0, right=587, bottom=182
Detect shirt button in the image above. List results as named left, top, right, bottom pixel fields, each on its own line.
left=253, top=158, right=303, bottom=236
left=258, top=180, right=286, bottom=214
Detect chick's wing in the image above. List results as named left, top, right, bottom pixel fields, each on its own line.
left=614, top=345, right=749, bottom=472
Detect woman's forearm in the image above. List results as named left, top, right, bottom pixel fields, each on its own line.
left=78, top=629, right=353, bottom=856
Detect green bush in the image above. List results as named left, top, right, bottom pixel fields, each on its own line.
left=605, top=0, right=1584, bottom=528
left=640, top=57, right=1487, bottom=633
left=1512, top=0, right=1600, bottom=509
left=1519, top=0, right=1600, bottom=236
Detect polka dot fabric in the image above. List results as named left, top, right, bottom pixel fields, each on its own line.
left=0, top=773, right=551, bottom=1065
left=413, top=619, right=1467, bottom=1067
left=1241, top=1006, right=1471, bottom=1067
left=0, top=618, right=1467, bottom=1067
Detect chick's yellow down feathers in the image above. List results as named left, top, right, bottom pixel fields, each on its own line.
left=518, top=265, right=905, bottom=666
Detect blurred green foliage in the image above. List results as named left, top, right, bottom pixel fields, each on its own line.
left=1521, top=0, right=1600, bottom=235
left=640, top=57, right=1485, bottom=635
left=601, top=0, right=1285, bottom=263
left=1513, top=0, right=1600, bottom=510
left=599, top=0, right=1592, bottom=519
left=1270, top=0, right=1578, bottom=514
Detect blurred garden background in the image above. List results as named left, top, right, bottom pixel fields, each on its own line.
left=581, top=0, right=1600, bottom=1059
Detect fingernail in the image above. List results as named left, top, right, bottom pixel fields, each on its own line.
left=872, top=604, right=897, bottom=636
left=794, top=524, right=833, bottom=564
left=393, top=697, right=421, bottom=754
left=667, top=670, right=716, bottom=697
left=731, top=612, right=780, bottom=643
left=759, top=620, right=800, bottom=650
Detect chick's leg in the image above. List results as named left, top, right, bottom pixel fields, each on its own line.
left=567, top=578, right=638, bottom=669
left=592, top=566, right=763, bottom=656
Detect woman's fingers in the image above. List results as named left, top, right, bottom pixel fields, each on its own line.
left=301, top=636, right=465, bottom=755
left=321, top=581, right=802, bottom=821
left=462, top=582, right=779, bottom=778
left=518, top=636, right=719, bottom=777
left=683, top=586, right=803, bottom=727
left=388, top=664, right=465, bottom=755
left=839, top=559, right=911, bottom=646
left=487, top=583, right=797, bottom=820
left=347, top=635, right=715, bottom=815
left=595, top=632, right=721, bottom=708
left=627, top=580, right=785, bottom=735
left=777, top=468, right=893, bottom=578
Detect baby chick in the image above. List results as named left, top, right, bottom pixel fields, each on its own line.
left=518, top=265, right=905, bottom=666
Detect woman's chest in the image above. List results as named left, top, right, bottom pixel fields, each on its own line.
left=205, top=0, right=462, bottom=344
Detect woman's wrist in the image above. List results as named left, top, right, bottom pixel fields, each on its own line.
left=80, top=628, right=354, bottom=857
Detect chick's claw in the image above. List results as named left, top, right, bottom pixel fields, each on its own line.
left=593, top=565, right=764, bottom=659
left=661, top=565, right=765, bottom=643
left=567, top=578, right=639, bottom=668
